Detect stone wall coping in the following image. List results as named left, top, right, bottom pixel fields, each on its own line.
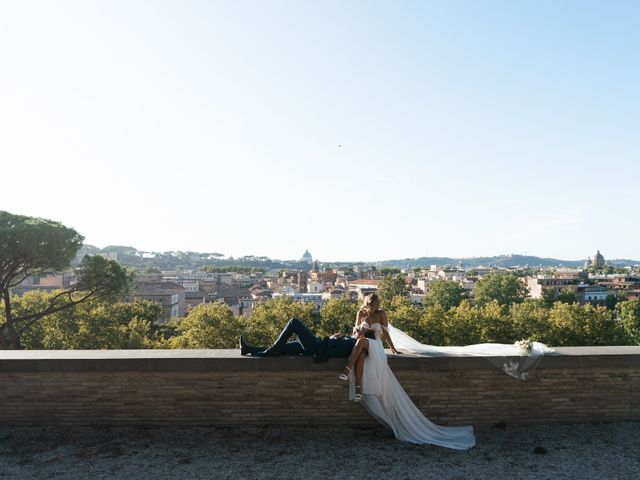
left=0, top=346, right=639, bottom=372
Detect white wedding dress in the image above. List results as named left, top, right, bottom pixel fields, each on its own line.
left=348, top=322, right=476, bottom=450
left=347, top=323, right=553, bottom=449
left=388, top=324, right=553, bottom=380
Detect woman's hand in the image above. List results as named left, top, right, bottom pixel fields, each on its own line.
left=391, top=348, right=401, bottom=355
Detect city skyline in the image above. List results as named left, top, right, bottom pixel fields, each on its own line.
left=77, top=242, right=638, bottom=265
left=1, top=1, right=638, bottom=261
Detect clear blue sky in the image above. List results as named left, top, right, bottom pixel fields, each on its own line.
left=1, top=1, right=638, bottom=262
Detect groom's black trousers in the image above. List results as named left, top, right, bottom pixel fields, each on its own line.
left=259, top=317, right=322, bottom=355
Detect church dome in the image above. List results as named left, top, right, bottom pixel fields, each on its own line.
left=592, top=250, right=605, bottom=268
left=301, top=249, right=313, bottom=264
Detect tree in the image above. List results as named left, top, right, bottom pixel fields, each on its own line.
left=379, top=267, right=401, bottom=276
left=425, top=280, right=464, bottom=310
left=605, top=294, right=618, bottom=310
left=509, top=300, right=549, bottom=342
left=15, top=293, right=161, bottom=349
left=317, top=297, right=358, bottom=338
left=473, top=272, right=529, bottom=306
left=142, top=266, right=161, bottom=274
left=585, top=264, right=627, bottom=275
left=541, top=287, right=577, bottom=307
left=547, top=302, right=627, bottom=346
left=419, top=304, right=447, bottom=345
left=0, top=211, right=130, bottom=349
left=377, top=274, right=409, bottom=307
left=557, top=287, right=577, bottom=305
left=477, top=301, right=513, bottom=343
left=244, top=296, right=315, bottom=346
left=617, top=299, right=640, bottom=345
left=442, top=300, right=483, bottom=345
left=168, top=302, right=243, bottom=349
left=540, top=288, right=557, bottom=308
left=386, top=296, right=425, bottom=340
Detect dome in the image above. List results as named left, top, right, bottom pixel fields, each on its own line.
left=301, top=249, right=313, bottom=264
left=592, top=250, right=605, bottom=268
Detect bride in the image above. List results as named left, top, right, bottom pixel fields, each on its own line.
left=339, top=293, right=550, bottom=450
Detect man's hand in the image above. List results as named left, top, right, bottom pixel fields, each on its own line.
left=331, top=333, right=344, bottom=339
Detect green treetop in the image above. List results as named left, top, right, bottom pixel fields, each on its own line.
left=425, top=280, right=465, bottom=310
left=473, top=272, right=529, bottom=306
left=0, top=211, right=130, bottom=349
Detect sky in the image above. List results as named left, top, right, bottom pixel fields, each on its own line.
left=1, top=1, right=638, bottom=262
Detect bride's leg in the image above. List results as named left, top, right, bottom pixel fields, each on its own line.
left=342, top=338, right=369, bottom=378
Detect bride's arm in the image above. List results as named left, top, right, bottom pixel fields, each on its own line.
left=380, top=311, right=400, bottom=354
left=352, top=310, right=363, bottom=337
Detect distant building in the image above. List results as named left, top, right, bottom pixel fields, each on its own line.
left=348, top=279, right=381, bottom=299
left=11, top=273, right=77, bottom=296
left=410, top=293, right=426, bottom=305
left=185, top=291, right=213, bottom=311
left=524, top=275, right=578, bottom=298
left=135, top=272, right=163, bottom=282
left=416, top=278, right=430, bottom=294
left=251, top=288, right=273, bottom=300
left=576, top=284, right=609, bottom=304
left=598, top=276, right=640, bottom=292
left=591, top=250, right=605, bottom=268
left=231, top=273, right=254, bottom=287
left=307, top=280, right=324, bottom=293
left=359, top=267, right=381, bottom=280
left=131, top=281, right=186, bottom=322
left=272, top=291, right=327, bottom=311
left=183, top=283, right=254, bottom=318
left=301, top=249, right=313, bottom=264
left=210, top=283, right=252, bottom=307
left=315, top=269, right=338, bottom=285
left=178, top=280, right=199, bottom=292
left=325, top=288, right=345, bottom=299
left=437, top=268, right=466, bottom=282
left=295, top=270, right=309, bottom=293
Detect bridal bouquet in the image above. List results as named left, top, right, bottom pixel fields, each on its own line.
left=514, top=339, right=533, bottom=354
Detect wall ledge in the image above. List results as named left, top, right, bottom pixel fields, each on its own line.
left=2, top=347, right=639, bottom=426
left=0, top=346, right=639, bottom=372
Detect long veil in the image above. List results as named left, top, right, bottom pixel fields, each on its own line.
left=388, top=324, right=554, bottom=380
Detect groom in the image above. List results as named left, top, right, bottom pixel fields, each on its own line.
left=239, top=317, right=356, bottom=363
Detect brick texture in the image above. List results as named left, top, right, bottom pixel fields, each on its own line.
left=0, top=349, right=638, bottom=426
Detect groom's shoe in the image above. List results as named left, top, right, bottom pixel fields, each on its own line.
left=254, top=347, right=280, bottom=357
left=239, top=335, right=255, bottom=356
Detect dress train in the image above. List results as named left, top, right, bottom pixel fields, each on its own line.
left=348, top=326, right=476, bottom=449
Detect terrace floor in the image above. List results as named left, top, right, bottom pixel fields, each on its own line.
left=1, top=422, right=638, bottom=479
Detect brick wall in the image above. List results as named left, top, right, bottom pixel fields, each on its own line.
left=0, top=347, right=638, bottom=426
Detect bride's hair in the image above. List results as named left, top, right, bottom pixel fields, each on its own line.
left=359, top=293, right=380, bottom=318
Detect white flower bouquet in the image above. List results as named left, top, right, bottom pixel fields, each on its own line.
left=514, top=339, right=533, bottom=354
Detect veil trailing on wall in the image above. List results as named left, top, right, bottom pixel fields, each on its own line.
left=387, top=324, right=554, bottom=380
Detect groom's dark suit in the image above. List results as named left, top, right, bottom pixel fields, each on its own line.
left=240, top=317, right=356, bottom=363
